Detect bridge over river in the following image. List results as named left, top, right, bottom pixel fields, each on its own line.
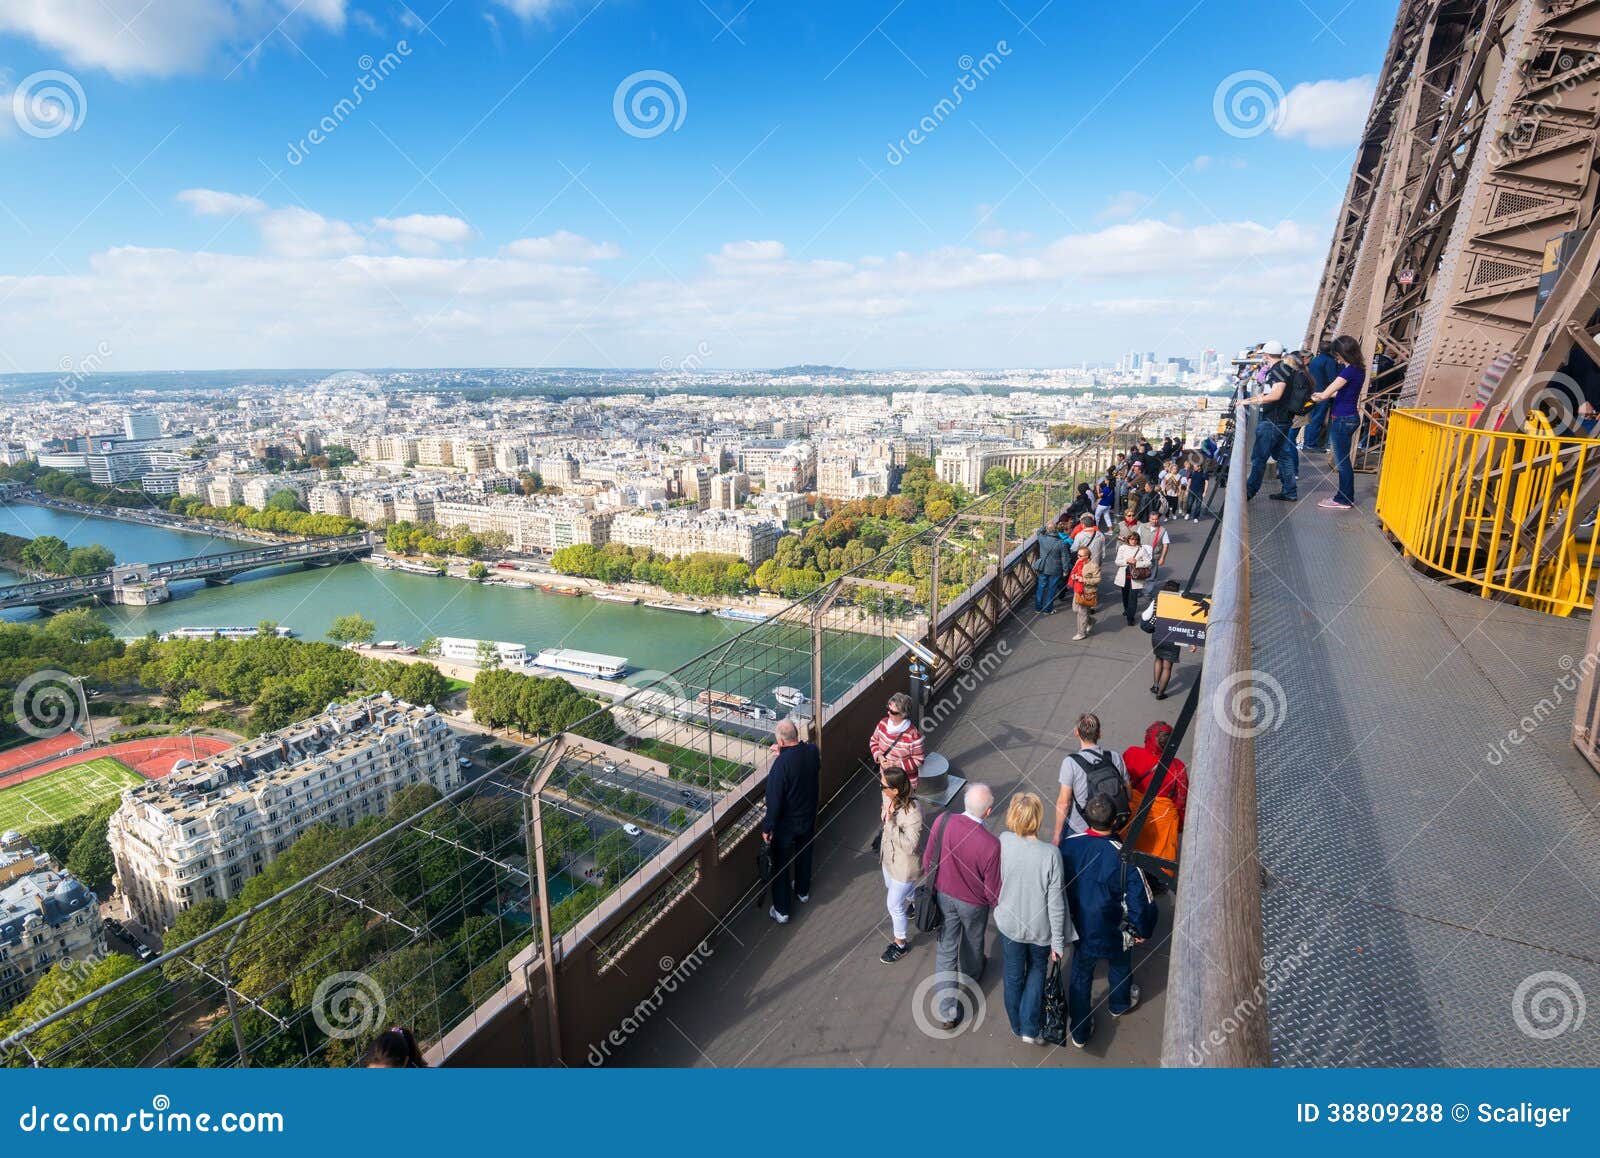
left=0, top=533, right=377, bottom=611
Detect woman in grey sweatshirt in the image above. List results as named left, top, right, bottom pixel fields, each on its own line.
left=995, top=792, right=1074, bottom=1043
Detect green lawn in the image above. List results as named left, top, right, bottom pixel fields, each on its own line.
left=0, top=757, right=144, bottom=832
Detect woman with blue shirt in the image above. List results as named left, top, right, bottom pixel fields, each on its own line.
left=1312, top=335, right=1367, bottom=509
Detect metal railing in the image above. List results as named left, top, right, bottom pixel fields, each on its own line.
left=0, top=430, right=1125, bottom=1068
left=1161, top=400, right=1271, bottom=1067
left=1376, top=407, right=1600, bottom=616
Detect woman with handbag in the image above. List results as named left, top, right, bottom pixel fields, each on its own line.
left=995, top=792, right=1071, bottom=1043
left=877, top=766, right=923, bottom=964
left=869, top=692, right=925, bottom=787
left=1114, top=529, right=1152, bottom=626
left=1066, top=545, right=1099, bottom=641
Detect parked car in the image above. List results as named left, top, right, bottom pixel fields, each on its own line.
left=621, top=823, right=643, bottom=837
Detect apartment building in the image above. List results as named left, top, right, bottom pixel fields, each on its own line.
left=610, top=509, right=783, bottom=563
left=108, top=694, right=461, bottom=931
left=0, top=832, right=104, bottom=1011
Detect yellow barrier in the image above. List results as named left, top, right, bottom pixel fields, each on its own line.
left=1376, top=408, right=1600, bottom=616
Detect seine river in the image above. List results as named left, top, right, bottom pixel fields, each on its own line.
left=0, top=503, right=890, bottom=698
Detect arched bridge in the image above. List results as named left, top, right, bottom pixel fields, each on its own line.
left=0, top=533, right=377, bottom=611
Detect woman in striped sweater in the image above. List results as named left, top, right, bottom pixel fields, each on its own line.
left=869, top=692, right=925, bottom=787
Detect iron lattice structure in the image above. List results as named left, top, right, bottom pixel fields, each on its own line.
left=1305, top=0, right=1600, bottom=419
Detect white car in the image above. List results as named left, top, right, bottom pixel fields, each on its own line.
left=621, top=823, right=643, bottom=837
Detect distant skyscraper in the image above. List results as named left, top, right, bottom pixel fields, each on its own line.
left=123, top=411, right=161, bottom=441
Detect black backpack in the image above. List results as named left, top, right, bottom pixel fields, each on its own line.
left=1071, top=749, right=1130, bottom=831
left=1285, top=364, right=1316, bottom=418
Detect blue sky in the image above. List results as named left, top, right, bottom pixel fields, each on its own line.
left=0, top=0, right=1398, bottom=371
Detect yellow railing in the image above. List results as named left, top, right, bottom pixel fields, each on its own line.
left=1376, top=408, right=1600, bottom=616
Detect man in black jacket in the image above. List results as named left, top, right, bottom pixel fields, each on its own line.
left=762, top=719, right=821, bottom=924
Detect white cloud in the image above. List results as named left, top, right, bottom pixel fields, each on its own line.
left=502, top=230, right=621, bottom=262
left=376, top=214, right=475, bottom=255
left=975, top=227, right=1033, bottom=248
left=0, top=207, right=1328, bottom=369
left=1273, top=76, right=1374, bottom=148
left=709, top=240, right=787, bottom=268
left=1096, top=190, right=1151, bottom=223
left=256, top=206, right=365, bottom=259
left=177, top=188, right=267, bottom=216
left=493, top=0, right=565, bottom=19
left=0, top=0, right=348, bottom=77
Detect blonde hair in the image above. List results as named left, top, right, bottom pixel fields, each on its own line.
left=1006, top=791, right=1043, bottom=838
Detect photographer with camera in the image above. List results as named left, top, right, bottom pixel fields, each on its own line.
left=1060, top=794, right=1157, bottom=1049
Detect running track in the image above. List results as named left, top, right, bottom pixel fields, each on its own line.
left=0, top=734, right=232, bottom=793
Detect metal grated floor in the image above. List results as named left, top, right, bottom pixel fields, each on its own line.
left=1249, top=457, right=1600, bottom=1066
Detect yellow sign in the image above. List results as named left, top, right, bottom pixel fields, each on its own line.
left=1154, top=591, right=1209, bottom=647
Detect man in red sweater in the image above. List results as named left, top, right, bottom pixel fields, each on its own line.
left=921, top=783, right=1001, bottom=1031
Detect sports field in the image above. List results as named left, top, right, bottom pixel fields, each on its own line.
left=0, top=757, right=144, bottom=833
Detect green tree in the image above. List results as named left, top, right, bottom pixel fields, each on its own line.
left=475, top=640, right=501, bottom=670
left=265, top=488, right=304, bottom=512
left=467, top=561, right=489, bottom=580
left=0, top=954, right=170, bottom=1067
left=64, top=543, right=115, bottom=574
left=326, top=613, right=376, bottom=645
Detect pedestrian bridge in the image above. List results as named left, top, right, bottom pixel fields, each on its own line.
left=0, top=532, right=377, bottom=610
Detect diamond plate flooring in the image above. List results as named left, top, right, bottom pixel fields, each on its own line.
left=1251, top=455, right=1600, bottom=1066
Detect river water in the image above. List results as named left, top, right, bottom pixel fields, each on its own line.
left=0, top=503, right=887, bottom=700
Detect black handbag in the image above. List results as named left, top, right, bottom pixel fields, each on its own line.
left=911, top=813, right=948, bottom=934
left=1040, top=959, right=1068, bottom=1046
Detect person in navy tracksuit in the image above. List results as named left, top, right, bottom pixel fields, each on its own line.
left=1059, top=794, right=1157, bottom=1047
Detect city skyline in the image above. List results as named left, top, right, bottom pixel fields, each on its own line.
left=0, top=1, right=1394, bottom=372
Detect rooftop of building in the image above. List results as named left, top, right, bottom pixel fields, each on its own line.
left=121, top=693, right=448, bottom=826
left=0, top=842, right=96, bottom=946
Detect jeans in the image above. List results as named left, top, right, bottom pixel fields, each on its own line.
left=1302, top=398, right=1331, bottom=449
left=999, top=932, right=1051, bottom=1039
left=883, top=867, right=915, bottom=942
left=933, top=894, right=989, bottom=1022
left=1068, top=947, right=1134, bottom=1043
left=1186, top=486, right=1206, bottom=519
left=1329, top=414, right=1359, bottom=505
left=769, top=827, right=814, bottom=918
left=1034, top=572, right=1060, bottom=612
left=1094, top=502, right=1111, bottom=530
left=1245, top=417, right=1297, bottom=499
left=1120, top=579, right=1140, bottom=624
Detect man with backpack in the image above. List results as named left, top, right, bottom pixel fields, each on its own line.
left=1242, top=340, right=1308, bottom=503
left=1051, top=712, right=1131, bottom=845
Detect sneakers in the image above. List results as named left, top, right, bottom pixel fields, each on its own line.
left=1268, top=493, right=1297, bottom=502
left=880, top=941, right=909, bottom=964
left=769, top=906, right=790, bottom=925
left=796, top=892, right=810, bottom=904
left=1017, top=1034, right=1041, bottom=1044
left=1069, top=1025, right=1092, bottom=1048
left=1317, top=498, right=1353, bottom=510
left=1072, top=633, right=1087, bottom=641
left=1110, top=984, right=1142, bottom=1018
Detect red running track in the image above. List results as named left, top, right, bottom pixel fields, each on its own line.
left=0, top=734, right=232, bottom=794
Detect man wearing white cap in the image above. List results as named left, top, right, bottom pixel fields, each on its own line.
left=1242, top=340, right=1299, bottom=502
